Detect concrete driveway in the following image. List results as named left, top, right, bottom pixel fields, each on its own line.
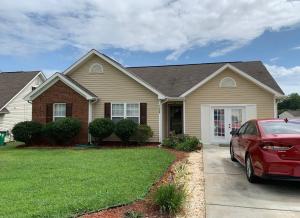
left=204, top=145, right=300, bottom=218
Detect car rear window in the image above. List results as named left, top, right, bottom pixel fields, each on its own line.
left=260, top=121, right=300, bottom=134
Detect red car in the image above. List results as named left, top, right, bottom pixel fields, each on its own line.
left=230, top=119, right=300, bottom=183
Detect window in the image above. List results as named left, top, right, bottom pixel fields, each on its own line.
left=219, top=77, right=237, bottom=88
left=238, top=122, right=249, bottom=135
left=111, top=103, right=140, bottom=123
left=260, top=121, right=300, bottom=134
left=245, top=122, right=258, bottom=136
left=53, top=103, right=66, bottom=121
left=89, top=63, right=103, bottom=74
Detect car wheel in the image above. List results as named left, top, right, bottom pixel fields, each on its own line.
left=245, top=154, right=258, bottom=183
left=230, top=144, right=237, bottom=162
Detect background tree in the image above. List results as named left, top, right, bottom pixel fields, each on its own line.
left=278, top=93, right=300, bottom=114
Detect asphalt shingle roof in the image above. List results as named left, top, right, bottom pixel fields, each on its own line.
left=127, top=61, right=284, bottom=97
left=0, top=71, right=40, bottom=109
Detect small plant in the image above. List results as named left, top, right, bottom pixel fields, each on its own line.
left=123, top=210, right=144, bottom=218
left=12, top=121, right=43, bottom=145
left=43, top=117, right=81, bottom=144
left=175, top=136, right=199, bottom=151
left=134, top=124, right=153, bottom=145
left=115, top=119, right=138, bottom=144
left=153, top=184, right=186, bottom=214
left=89, top=118, right=114, bottom=143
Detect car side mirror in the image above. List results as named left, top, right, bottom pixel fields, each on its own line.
left=230, top=129, right=239, bottom=136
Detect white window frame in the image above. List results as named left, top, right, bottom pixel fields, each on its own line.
left=111, top=102, right=140, bottom=123
left=53, top=103, right=66, bottom=121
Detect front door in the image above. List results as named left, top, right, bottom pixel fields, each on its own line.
left=169, top=105, right=183, bottom=135
left=211, top=107, right=245, bottom=144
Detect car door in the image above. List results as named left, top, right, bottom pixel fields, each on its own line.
left=240, top=121, right=259, bottom=164
left=234, top=122, right=249, bottom=160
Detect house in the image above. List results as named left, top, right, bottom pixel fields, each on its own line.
left=279, top=110, right=300, bottom=119
left=0, top=71, right=46, bottom=135
left=24, top=49, right=284, bottom=145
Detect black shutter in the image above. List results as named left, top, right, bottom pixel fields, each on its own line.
left=140, top=103, right=147, bottom=124
left=66, top=103, right=72, bottom=117
left=46, top=104, right=53, bottom=123
left=104, top=103, right=111, bottom=119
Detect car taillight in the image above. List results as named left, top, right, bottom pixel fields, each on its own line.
left=260, top=142, right=293, bottom=151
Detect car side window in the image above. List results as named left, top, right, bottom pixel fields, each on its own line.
left=244, top=122, right=258, bottom=136
left=238, top=122, right=248, bottom=135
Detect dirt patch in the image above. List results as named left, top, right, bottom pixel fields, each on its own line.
left=81, top=148, right=187, bottom=218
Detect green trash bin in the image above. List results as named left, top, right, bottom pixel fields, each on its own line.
left=0, top=131, right=7, bottom=146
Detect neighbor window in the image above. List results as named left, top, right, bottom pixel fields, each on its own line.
left=53, top=103, right=66, bottom=121
left=111, top=103, right=139, bottom=123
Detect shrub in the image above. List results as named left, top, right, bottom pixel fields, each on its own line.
left=134, top=124, right=153, bottom=145
left=123, top=211, right=144, bottom=218
left=115, top=119, right=138, bottom=144
left=175, top=136, right=199, bottom=152
left=43, top=117, right=81, bottom=144
left=12, top=121, right=43, bottom=145
left=153, top=184, right=186, bottom=214
left=89, top=118, right=114, bottom=143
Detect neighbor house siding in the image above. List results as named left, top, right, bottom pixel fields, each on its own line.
left=185, top=69, right=275, bottom=139
left=0, top=76, right=43, bottom=131
left=32, top=80, right=89, bottom=144
left=68, top=54, right=160, bottom=142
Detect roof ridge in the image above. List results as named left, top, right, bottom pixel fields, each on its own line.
left=0, top=70, right=41, bottom=74
left=126, top=60, right=262, bottom=69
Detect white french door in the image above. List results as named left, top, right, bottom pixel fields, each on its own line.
left=211, top=107, right=245, bottom=144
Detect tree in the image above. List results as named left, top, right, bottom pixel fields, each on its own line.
left=278, top=93, right=300, bottom=114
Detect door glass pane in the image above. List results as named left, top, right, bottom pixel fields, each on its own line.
left=169, top=105, right=183, bottom=135
left=214, top=109, right=225, bottom=137
left=231, top=109, right=242, bottom=132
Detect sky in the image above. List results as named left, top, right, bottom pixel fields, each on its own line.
left=0, top=0, right=300, bottom=94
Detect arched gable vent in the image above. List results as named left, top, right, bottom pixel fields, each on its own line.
left=89, top=63, right=103, bottom=74
left=219, top=77, right=237, bottom=88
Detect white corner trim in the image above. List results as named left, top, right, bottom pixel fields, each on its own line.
left=0, top=72, right=46, bottom=112
left=180, top=64, right=284, bottom=98
left=159, top=100, right=163, bottom=142
left=24, top=73, right=97, bottom=101
left=183, top=100, right=186, bottom=134
left=63, top=49, right=166, bottom=99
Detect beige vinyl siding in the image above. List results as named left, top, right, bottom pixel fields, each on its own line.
left=69, top=54, right=160, bottom=142
left=185, top=69, right=275, bottom=139
left=0, top=76, right=43, bottom=131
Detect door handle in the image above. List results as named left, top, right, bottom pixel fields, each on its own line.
left=228, top=124, right=231, bottom=129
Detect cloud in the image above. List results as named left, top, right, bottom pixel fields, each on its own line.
left=1, top=0, right=300, bottom=59
left=265, top=64, right=300, bottom=94
left=43, top=69, right=61, bottom=78
left=292, top=46, right=300, bottom=50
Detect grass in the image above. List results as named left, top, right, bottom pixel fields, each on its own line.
left=0, top=142, right=175, bottom=218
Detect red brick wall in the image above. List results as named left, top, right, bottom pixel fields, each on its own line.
left=32, top=80, right=89, bottom=144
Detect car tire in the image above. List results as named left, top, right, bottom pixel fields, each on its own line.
left=245, top=154, right=259, bottom=183
left=230, top=144, right=237, bottom=162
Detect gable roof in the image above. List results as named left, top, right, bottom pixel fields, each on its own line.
left=24, top=73, right=97, bottom=101
left=0, top=71, right=45, bottom=111
left=63, top=49, right=166, bottom=99
left=128, top=61, right=284, bottom=97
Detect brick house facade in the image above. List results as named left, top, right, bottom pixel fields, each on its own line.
left=32, top=80, right=89, bottom=144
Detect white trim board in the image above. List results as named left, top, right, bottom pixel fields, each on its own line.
left=24, top=73, right=97, bottom=101
left=0, top=72, right=46, bottom=112
left=63, top=49, right=166, bottom=99
left=180, top=64, right=284, bottom=98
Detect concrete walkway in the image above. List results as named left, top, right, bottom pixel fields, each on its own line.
left=204, top=145, right=300, bottom=218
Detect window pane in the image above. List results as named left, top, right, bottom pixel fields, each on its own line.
left=54, top=104, right=66, bottom=117
left=126, top=104, right=139, bottom=116
left=127, top=117, right=139, bottom=124
left=112, top=104, right=124, bottom=116
left=112, top=117, right=123, bottom=123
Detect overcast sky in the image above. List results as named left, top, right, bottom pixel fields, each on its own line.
left=0, top=0, right=300, bottom=94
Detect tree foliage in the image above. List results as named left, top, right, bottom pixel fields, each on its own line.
left=278, top=93, right=300, bottom=114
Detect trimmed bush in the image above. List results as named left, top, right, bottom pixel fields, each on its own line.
left=134, top=125, right=153, bottom=145
left=43, top=117, right=81, bottom=144
left=115, top=119, right=138, bottom=144
left=89, top=118, right=114, bottom=143
left=162, top=137, right=176, bottom=148
left=12, top=121, right=43, bottom=145
left=175, top=136, right=199, bottom=151
left=153, top=184, right=186, bottom=214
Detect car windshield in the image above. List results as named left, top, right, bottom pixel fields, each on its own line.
left=260, top=120, right=300, bottom=135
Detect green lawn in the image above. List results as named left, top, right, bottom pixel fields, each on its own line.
left=0, top=143, right=174, bottom=218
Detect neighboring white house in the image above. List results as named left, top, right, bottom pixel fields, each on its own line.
left=0, top=71, right=46, bottom=136
left=279, top=110, right=300, bottom=119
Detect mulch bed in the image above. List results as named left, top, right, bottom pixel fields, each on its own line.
left=80, top=148, right=188, bottom=218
